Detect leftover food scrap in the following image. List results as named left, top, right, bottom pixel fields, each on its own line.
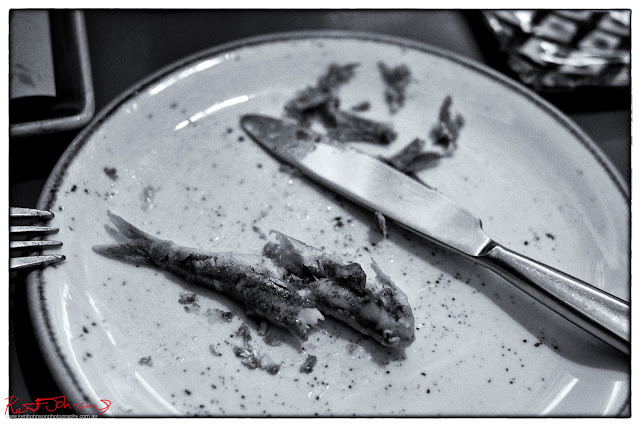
left=383, top=95, right=464, bottom=174
left=141, top=185, right=159, bottom=212
left=103, top=166, right=119, bottom=181
left=93, top=212, right=415, bottom=349
left=233, top=345, right=281, bottom=375
left=299, top=354, right=318, bottom=374
left=284, top=63, right=397, bottom=145
left=430, top=95, right=465, bottom=150
left=374, top=211, right=388, bottom=239
left=283, top=62, right=464, bottom=177
left=232, top=323, right=282, bottom=374
left=138, top=356, right=153, bottom=366
left=264, top=231, right=415, bottom=348
left=383, top=138, right=438, bottom=174
left=378, top=61, right=412, bottom=114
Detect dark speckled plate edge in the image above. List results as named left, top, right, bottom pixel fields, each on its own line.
left=26, top=30, right=630, bottom=417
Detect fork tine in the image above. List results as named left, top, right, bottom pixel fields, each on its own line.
left=10, top=240, right=63, bottom=251
left=10, top=207, right=55, bottom=220
left=10, top=225, right=59, bottom=235
left=9, top=207, right=64, bottom=271
left=10, top=255, right=66, bottom=271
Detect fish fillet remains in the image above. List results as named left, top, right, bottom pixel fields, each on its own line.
left=264, top=231, right=415, bottom=348
left=93, top=212, right=415, bottom=348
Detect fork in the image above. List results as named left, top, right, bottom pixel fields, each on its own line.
left=10, top=207, right=65, bottom=271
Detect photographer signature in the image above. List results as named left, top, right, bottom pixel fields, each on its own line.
left=5, top=395, right=111, bottom=415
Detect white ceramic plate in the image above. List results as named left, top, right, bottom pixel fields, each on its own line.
left=29, top=32, right=629, bottom=416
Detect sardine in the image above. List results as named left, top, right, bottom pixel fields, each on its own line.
left=94, top=212, right=415, bottom=348
left=93, top=212, right=324, bottom=339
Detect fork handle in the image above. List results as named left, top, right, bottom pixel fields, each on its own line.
left=478, top=244, right=630, bottom=355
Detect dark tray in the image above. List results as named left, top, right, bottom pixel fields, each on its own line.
left=10, top=10, right=95, bottom=137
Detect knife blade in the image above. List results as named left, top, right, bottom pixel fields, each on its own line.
left=240, top=114, right=630, bottom=355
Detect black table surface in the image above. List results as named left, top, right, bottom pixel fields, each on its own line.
left=9, top=10, right=631, bottom=415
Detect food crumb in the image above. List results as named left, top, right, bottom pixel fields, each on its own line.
left=317, top=63, right=360, bottom=92
left=430, top=95, right=465, bottom=149
left=103, top=167, right=118, bottom=181
left=179, top=291, right=200, bottom=313
left=138, top=356, right=153, bottom=367
left=350, top=101, right=371, bottom=112
left=184, top=304, right=200, bottom=314
left=206, top=308, right=234, bottom=324
left=178, top=292, right=197, bottom=305
left=233, top=344, right=280, bottom=375
left=382, top=138, right=441, bottom=173
left=141, top=185, right=159, bottom=211
left=209, top=344, right=222, bottom=357
left=299, top=355, right=318, bottom=374
left=375, top=211, right=388, bottom=239
left=252, top=224, right=268, bottom=240
left=378, top=62, right=412, bottom=114
left=237, top=323, right=252, bottom=342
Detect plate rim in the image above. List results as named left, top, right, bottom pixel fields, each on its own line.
left=26, top=30, right=630, bottom=416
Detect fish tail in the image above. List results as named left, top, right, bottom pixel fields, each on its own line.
left=107, top=211, right=156, bottom=242
left=92, top=242, right=150, bottom=264
left=92, top=212, right=161, bottom=264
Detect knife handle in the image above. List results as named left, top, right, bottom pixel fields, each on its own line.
left=479, top=244, right=630, bottom=355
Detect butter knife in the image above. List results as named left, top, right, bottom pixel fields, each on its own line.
left=240, top=114, right=630, bottom=355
